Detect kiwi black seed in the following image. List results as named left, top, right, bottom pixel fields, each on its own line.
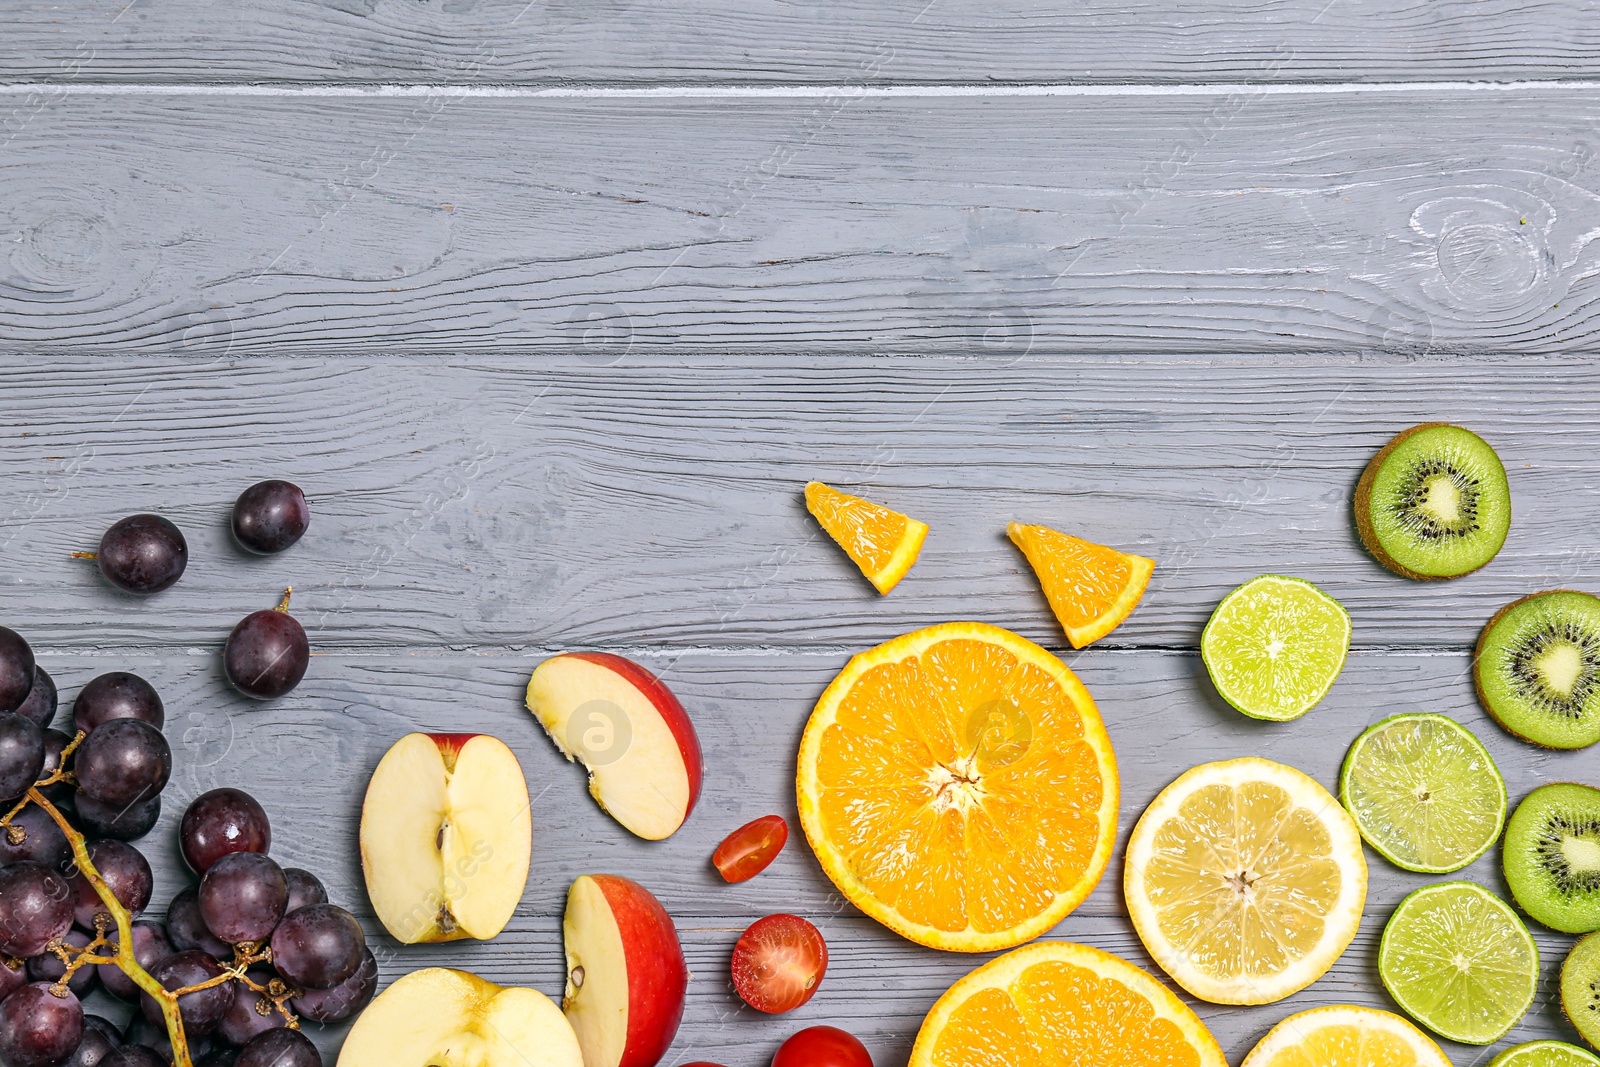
left=1476, top=591, right=1600, bottom=750
left=1561, top=931, right=1600, bottom=1052
left=1504, top=783, right=1600, bottom=933
left=1354, top=423, right=1511, bottom=580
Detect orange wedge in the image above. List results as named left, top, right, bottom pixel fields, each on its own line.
left=796, top=622, right=1119, bottom=952
left=910, top=941, right=1227, bottom=1067
left=1007, top=522, right=1154, bottom=648
left=804, top=481, right=928, bottom=594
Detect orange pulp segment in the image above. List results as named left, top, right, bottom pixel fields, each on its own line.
left=805, top=482, right=928, bottom=594
left=1008, top=522, right=1154, bottom=648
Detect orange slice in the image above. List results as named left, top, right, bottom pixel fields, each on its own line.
left=909, top=941, right=1227, bottom=1067
left=796, top=622, right=1119, bottom=952
left=804, top=481, right=928, bottom=594
left=1007, top=522, right=1154, bottom=648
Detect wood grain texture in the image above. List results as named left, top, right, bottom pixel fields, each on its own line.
left=33, top=646, right=1588, bottom=1061
left=5, top=0, right=1600, bottom=85
left=0, top=90, right=1598, bottom=355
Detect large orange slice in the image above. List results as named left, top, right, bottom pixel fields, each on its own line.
left=805, top=481, right=928, bottom=594
left=796, top=622, right=1119, bottom=952
left=909, top=941, right=1227, bottom=1067
left=1008, top=522, right=1155, bottom=648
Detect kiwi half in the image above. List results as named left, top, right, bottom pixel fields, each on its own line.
left=1505, top=783, right=1600, bottom=933
left=1562, top=932, right=1600, bottom=1053
left=1476, top=591, right=1600, bottom=749
left=1354, top=423, right=1511, bottom=580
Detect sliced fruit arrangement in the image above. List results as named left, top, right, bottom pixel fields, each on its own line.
left=1475, top=591, right=1600, bottom=750
left=360, top=732, right=532, bottom=944
left=731, top=913, right=828, bottom=1014
left=1562, top=933, right=1600, bottom=1053
left=1504, top=783, right=1600, bottom=933
left=1201, top=574, right=1350, bottom=721
left=1355, top=422, right=1511, bottom=580
left=907, top=941, right=1227, bottom=1067
left=337, top=967, right=582, bottom=1067
left=527, top=651, right=704, bottom=840
left=1491, top=1042, right=1600, bottom=1067
left=1240, top=1005, right=1451, bottom=1067
left=1378, top=881, right=1538, bottom=1044
left=804, top=481, right=928, bottom=594
left=1006, top=522, right=1155, bottom=648
left=1339, top=713, right=1506, bottom=873
left=713, top=814, right=789, bottom=883
left=562, top=874, right=688, bottom=1067
left=796, top=621, right=1119, bottom=952
left=1124, top=757, right=1367, bottom=1004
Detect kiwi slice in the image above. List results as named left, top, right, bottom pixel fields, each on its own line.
left=1476, top=591, right=1600, bottom=749
left=1562, top=932, right=1600, bottom=1052
left=1505, top=783, right=1600, bottom=933
left=1354, top=423, right=1511, bottom=579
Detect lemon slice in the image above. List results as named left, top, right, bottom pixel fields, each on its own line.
left=1125, top=757, right=1368, bottom=1004
left=1241, top=1005, right=1451, bottom=1067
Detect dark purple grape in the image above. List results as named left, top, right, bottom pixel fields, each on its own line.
left=104, top=1045, right=167, bottom=1067
left=200, top=852, right=287, bottom=945
left=73, top=673, right=164, bottom=733
left=97, top=515, right=187, bottom=596
left=0, top=629, right=35, bottom=716
left=292, top=946, right=377, bottom=1022
left=101, top=919, right=174, bottom=1001
left=0, top=955, right=24, bottom=1002
left=237, top=1027, right=319, bottom=1067
left=27, top=926, right=97, bottom=996
left=71, top=839, right=152, bottom=931
left=11, top=669, right=55, bottom=730
left=0, top=806, right=70, bottom=871
left=199, top=1052, right=240, bottom=1067
left=166, top=886, right=231, bottom=958
left=217, top=966, right=289, bottom=1045
left=0, top=863, right=73, bottom=956
left=0, top=982, right=82, bottom=1067
left=282, top=868, right=326, bottom=914
left=73, top=791, right=161, bottom=841
left=37, top=730, right=74, bottom=805
left=223, top=608, right=309, bottom=700
left=181, top=788, right=271, bottom=874
left=75, top=720, right=170, bottom=809
left=0, top=715, right=44, bottom=803
left=123, top=1011, right=216, bottom=1060
left=142, top=949, right=235, bottom=1035
left=269, top=903, right=363, bottom=989
left=232, top=481, right=310, bottom=555
left=62, top=1021, right=115, bottom=1067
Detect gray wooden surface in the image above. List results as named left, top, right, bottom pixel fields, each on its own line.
left=4, top=3, right=1600, bottom=1064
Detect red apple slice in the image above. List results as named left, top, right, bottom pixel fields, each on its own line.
left=563, top=874, right=688, bottom=1067
left=526, top=653, right=703, bottom=840
left=360, top=732, right=532, bottom=944
left=337, top=967, right=582, bottom=1067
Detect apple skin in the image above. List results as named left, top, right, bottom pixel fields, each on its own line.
left=426, top=732, right=480, bottom=766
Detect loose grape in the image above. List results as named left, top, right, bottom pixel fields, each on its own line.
left=141, top=949, right=236, bottom=1035
left=73, top=672, right=164, bottom=733
left=74, top=719, right=171, bottom=809
left=0, top=715, right=44, bottom=802
left=269, top=903, right=364, bottom=989
left=223, top=608, right=309, bottom=699
left=11, top=669, right=55, bottom=730
left=231, top=481, right=310, bottom=555
left=180, top=787, right=271, bottom=874
left=292, top=947, right=377, bottom=1022
left=71, top=839, right=152, bottom=930
left=73, top=791, right=161, bottom=841
left=0, top=863, right=74, bottom=956
left=97, top=514, right=187, bottom=595
left=0, top=628, right=35, bottom=715
left=0, top=982, right=83, bottom=1067
left=200, top=851, right=287, bottom=944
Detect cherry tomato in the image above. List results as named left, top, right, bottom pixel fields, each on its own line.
left=731, top=913, right=828, bottom=1013
left=772, top=1026, right=873, bottom=1067
left=712, top=814, right=789, bottom=883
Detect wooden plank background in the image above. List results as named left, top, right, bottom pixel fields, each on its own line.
left=4, top=1, right=1600, bottom=1063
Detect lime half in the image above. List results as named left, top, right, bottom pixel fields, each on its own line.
left=1339, top=713, right=1507, bottom=873
left=1491, top=1042, right=1600, bottom=1067
left=1379, top=881, right=1538, bottom=1044
left=1201, top=575, right=1351, bottom=721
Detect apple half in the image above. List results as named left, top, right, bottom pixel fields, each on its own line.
left=337, top=967, right=582, bottom=1067
left=526, top=653, right=703, bottom=840
left=563, top=874, right=688, bottom=1067
left=360, top=732, right=532, bottom=944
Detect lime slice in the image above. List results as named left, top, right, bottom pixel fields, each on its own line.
left=1201, top=575, right=1351, bottom=721
left=1491, top=1042, right=1600, bottom=1067
left=1339, top=713, right=1507, bottom=873
left=1379, top=881, right=1539, bottom=1044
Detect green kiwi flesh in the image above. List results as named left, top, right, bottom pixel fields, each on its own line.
left=1477, top=591, right=1600, bottom=750
left=1354, top=423, right=1511, bottom=579
left=1505, top=783, right=1600, bottom=933
left=1562, top=932, right=1600, bottom=1053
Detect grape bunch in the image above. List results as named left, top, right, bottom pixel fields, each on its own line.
left=0, top=627, right=373, bottom=1067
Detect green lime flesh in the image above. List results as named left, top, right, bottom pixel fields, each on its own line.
left=1491, top=1041, right=1600, bottom=1067
left=1363, top=424, right=1510, bottom=578
left=1477, top=592, right=1600, bottom=750
left=1504, top=783, right=1600, bottom=934
left=1200, top=574, right=1350, bottom=721
left=1340, top=713, right=1506, bottom=873
left=1378, top=881, right=1539, bottom=1045
left=1563, top=933, right=1600, bottom=1054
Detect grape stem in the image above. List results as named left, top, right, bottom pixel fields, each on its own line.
left=276, top=586, right=293, bottom=613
